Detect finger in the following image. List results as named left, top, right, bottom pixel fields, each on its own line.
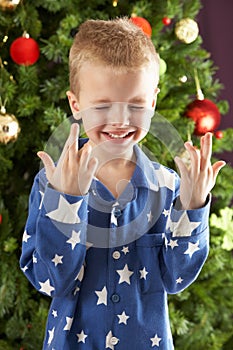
left=88, top=156, right=99, bottom=175
left=184, top=141, right=200, bottom=178
left=212, top=160, right=226, bottom=182
left=37, top=151, right=55, bottom=180
left=200, top=132, right=212, bottom=170
left=67, top=123, right=80, bottom=166
left=60, top=123, right=80, bottom=163
left=174, top=156, right=189, bottom=180
left=79, top=142, right=92, bottom=170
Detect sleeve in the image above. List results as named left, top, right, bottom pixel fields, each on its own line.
left=160, top=172, right=210, bottom=294
left=19, top=169, right=88, bottom=298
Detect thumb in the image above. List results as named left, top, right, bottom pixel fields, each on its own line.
left=37, top=151, right=55, bottom=180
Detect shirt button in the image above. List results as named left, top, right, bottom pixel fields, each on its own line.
left=110, top=337, right=119, bottom=345
left=111, top=293, right=120, bottom=303
left=112, top=207, right=122, bottom=217
left=112, top=251, right=121, bottom=260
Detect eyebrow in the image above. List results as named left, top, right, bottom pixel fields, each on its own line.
left=90, top=97, right=147, bottom=104
left=128, top=97, right=147, bottom=104
left=90, top=98, right=112, bottom=104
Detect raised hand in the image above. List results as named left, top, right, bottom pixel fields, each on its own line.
left=175, top=132, right=226, bottom=210
left=37, top=123, right=98, bottom=196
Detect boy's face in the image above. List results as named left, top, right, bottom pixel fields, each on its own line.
left=67, top=62, right=159, bottom=158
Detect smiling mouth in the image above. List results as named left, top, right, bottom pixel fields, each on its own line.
left=103, top=131, right=134, bottom=139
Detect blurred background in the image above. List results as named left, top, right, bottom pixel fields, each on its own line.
left=199, top=0, right=233, bottom=164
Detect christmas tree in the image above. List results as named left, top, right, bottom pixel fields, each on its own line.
left=0, top=0, right=233, bottom=349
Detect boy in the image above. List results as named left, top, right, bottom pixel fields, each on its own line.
left=20, top=18, right=225, bottom=349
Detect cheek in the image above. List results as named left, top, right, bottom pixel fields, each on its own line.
left=82, top=117, right=101, bottom=135
left=132, top=116, right=151, bottom=133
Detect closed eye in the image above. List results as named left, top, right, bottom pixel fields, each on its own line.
left=93, top=104, right=112, bottom=110
left=128, top=105, right=145, bottom=110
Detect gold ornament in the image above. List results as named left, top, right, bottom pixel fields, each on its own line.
left=0, top=107, right=20, bottom=144
left=0, top=0, right=20, bottom=11
left=175, top=18, right=199, bottom=44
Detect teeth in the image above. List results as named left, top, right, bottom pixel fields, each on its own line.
left=108, top=132, right=130, bottom=139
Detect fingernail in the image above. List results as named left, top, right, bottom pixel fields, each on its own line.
left=186, top=140, right=193, bottom=145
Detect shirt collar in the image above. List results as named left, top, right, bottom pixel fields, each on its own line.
left=131, top=144, right=160, bottom=192
left=79, top=138, right=160, bottom=193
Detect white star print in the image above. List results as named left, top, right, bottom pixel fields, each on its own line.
left=169, top=211, right=201, bottom=237
left=66, top=230, right=81, bottom=250
left=176, top=277, right=183, bottom=284
left=52, top=309, right=57, bottom=318
left=21, top=265, right=28, bottom=273
left=110, top=211, right=118, bottom=226
left=154, top=166, right=175, bottom=191
left=39, top=279, right=55, bottom=296
left=75, top=264, right=84, bottom=282
left=95, top=286, right=107, bottom=306
left=117, top=264, right=134, bottom=285
left=151, top=334, right=162, bottom=347
left=32, top=254, right=37, bottom=263
left=184, top=240, right=200, bottom=258
left=47, top=327, right=55, bottom=345
left=63, top=317, right=73, bottom=331
left=147, top=211, right=153, bottom=223
left=39, top=190, right=44, bottom=209
left=117, top=311, right=130, bottom=325
left=46, top=195, right=83, bottom=223
left=147, top=178, right=159, bottom=192
left=140, top=267, right=148, bottom=280
left=106, top=331, right=119, bottom=349
left=52, top=254, right=63, bottom=266
left=162, top=208, right=170, bottom=217
left=73, top=286, right=80, bottom=296
left=121, top=246, right=129, bottom=254
left=86, top=241, right=93, bottom=250
left=167, top=239, right=179, bottom=249
left=22, top=230, right=31, bottom=243
left=77, top=330, right=88, bottom=343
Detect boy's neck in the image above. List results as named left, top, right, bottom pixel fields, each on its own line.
left=89, top=140, right=136, bottom=166
left=91, top=146, right=136, bottom=199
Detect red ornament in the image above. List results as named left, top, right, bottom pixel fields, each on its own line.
left=162, top=17, right=171, bottom=26
left=10, top=34, right=40, bottom=66
left=130, top=16, right=152, bottom=37
left=0, top=214, right=2, bottom=224
left=215, top=130, right=224, bottom=139
left=185, top=98, right=221, bottom=136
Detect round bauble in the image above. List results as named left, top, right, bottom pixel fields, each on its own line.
left=0, top=110, right=20, bottom=143
left=159, top=57, right=167, bottom=76
left=215, top=130, right=224, bottom=139
left=162, top=17, right=171, bottom=26
left=0, top=0, right=20, bottom=10
left=175, top=18, right=199, bottom=44
left=10, top=35, right=40, bottom=65
left=130, top=16, right=152, bottom=37
left=185, top=98, right=221, bottom=135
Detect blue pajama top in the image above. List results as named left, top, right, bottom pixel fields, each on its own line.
left=20, top=139, right=210, bottom=350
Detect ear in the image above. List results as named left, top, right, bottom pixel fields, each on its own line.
left=66, top=91, right=81, bottom=119
left=152, top=87, right=160, bottom=109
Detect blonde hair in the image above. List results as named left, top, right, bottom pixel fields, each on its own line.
left=69, top=17, right=160, bottom=97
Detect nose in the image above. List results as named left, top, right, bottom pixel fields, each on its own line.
left=108, top=103, right=130, bottom=126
